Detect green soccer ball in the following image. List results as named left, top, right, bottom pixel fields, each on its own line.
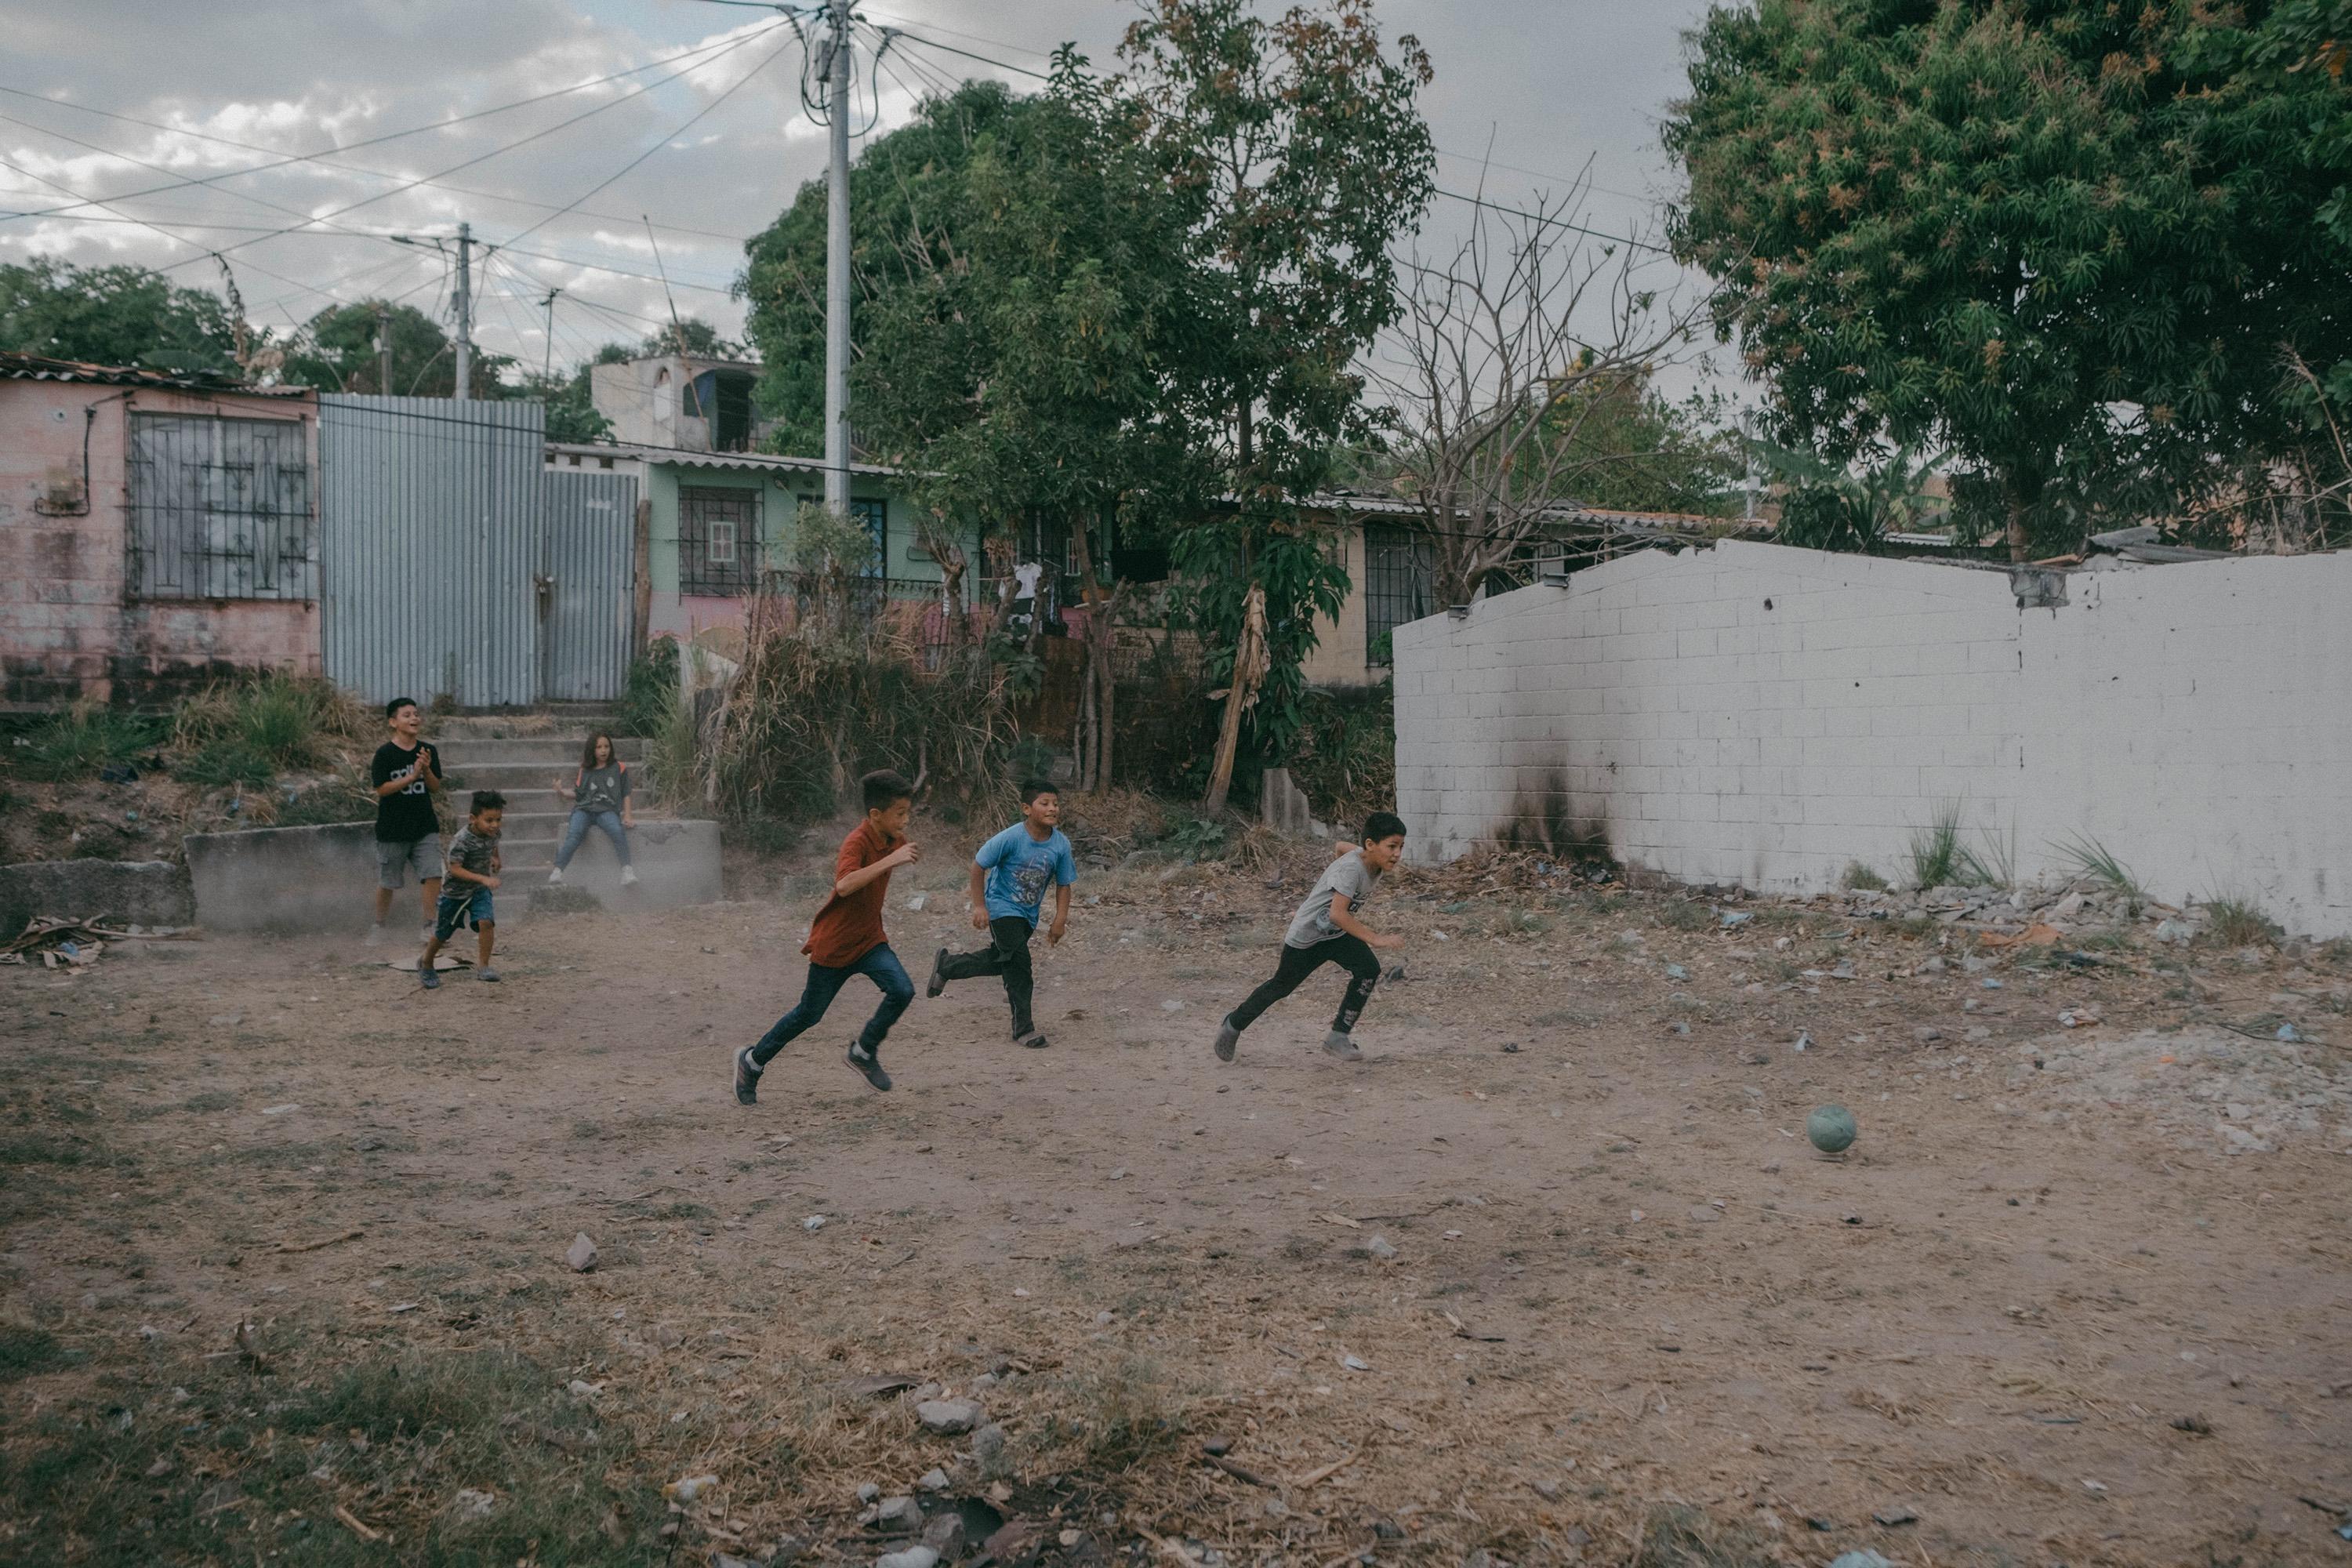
left=1807, top=1104, right=1858, bottom=1154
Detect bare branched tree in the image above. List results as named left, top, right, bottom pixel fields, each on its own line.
left=1370, top=176, right=1717, bottom=608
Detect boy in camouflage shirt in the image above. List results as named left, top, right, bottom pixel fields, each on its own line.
left=420, top=791, right=505, bottom=988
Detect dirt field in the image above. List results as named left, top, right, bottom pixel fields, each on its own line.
left=3, top=819, right=2350, bottom=1568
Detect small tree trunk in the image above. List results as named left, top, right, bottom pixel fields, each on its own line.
left=1202, top=582, right=1268, bottom=815
left=1069, top=516, right=1121, bottom=793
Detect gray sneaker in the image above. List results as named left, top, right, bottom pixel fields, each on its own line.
left=1322, top=1029, right=1363, bottom=1062
left=477, top=967, right=501, bottom=983
left=845, top=1044, right=893, bottom=1092
left=1213, top=1017, right=1240, bottom=1062
left=419, top=963, right=441, bottom=991
left=733, top=1045, right=761, bottom=1105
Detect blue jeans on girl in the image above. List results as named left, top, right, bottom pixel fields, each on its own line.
left=554, top=809, right=631, bottom=869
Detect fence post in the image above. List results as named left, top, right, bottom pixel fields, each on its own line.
left=632, top=496, right=653, bottom=659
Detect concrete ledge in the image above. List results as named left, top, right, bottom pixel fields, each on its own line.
left=0, top=859, right=193, bottom=937
left=524, top=817, right=721, bottom=910
left=182, top=818, right=725, bottom=934
left=183, top=823, right=381, bottom=935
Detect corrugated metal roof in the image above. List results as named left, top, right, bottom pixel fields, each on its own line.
left=0, top=350, right=310, bottom=396
left=544, top=439, right=904, bottom=479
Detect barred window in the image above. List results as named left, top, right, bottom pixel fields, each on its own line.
left=848, top=495, right=886, bottom=576
left=127, top=414, right=314, bottom=600
left=680, top=485, right=760, bottom=595
left=1363, top=523, right=1435, bottom=656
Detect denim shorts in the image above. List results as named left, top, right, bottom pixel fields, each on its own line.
left=376, top=836, right=445, bottom=891
left=434, top=884, right=494, bottom=942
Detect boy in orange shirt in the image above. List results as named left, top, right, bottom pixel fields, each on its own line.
left=734, top=770, right=920, bottom=1098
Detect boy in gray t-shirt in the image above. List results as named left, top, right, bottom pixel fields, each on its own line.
left=1214, top=812, right=1408, bottom=1063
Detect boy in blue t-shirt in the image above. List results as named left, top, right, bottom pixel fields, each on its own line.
left=926, top=779, right=1076, bottom=1049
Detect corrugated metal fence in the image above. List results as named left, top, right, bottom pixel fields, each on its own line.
left=540, top=468, right=637, bottom=702
left=318, top=396, right=548, bottom=707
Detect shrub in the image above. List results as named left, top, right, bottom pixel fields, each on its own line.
left=684, top=597, right=1014, bottom=829
left=8, top=702, right=161, bottom=781
left=1841, top=861, right=1889, bottom=891
left=1908, top=809, right=1965, bottom=888
left=172, top=674, right=366, bottom=789
left=1286, top=682, right=1396, bottom=826
left=2054, top=833, right=2146, bottom=915
left=621, top=635, right=681, bottom=739
left=2204, top=896, right=2282, bottom=948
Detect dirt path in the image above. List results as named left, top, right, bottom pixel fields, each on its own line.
left=4, top=831, right=2349, bottom=1566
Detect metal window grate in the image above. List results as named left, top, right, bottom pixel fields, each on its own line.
left=126, top=413, right=314, bottom=601
left=679, top=485, right=761, bottom=596
left=1363, top=523, right=1434, bottom=654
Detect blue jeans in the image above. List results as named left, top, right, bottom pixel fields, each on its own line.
left=750, top=943, right=913, bottom=1064
left=554, top=809, right=630, bottom=869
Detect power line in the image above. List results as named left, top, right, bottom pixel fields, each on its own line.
left=1432, top=187, right=1668, bottom=255
left=147, top=22, right=791, bottom=278
left=0, top=85, right=761, bottom=248
left=502, top=30, right=798, bottom=250
left=0, top=27, right=785, bottom=227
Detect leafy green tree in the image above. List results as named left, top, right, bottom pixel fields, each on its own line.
left=0, top=256, right=240, bottom=373
left=845, top=57, right=1219, bottom=791
left=1668, top=0, right=2352, bottom=560
left=1754, top=441, right=1943, bottom=554
left=280, top=300, right=499, bottom=397
left=517, top=366, right=614, bottom=443
left=741, top=81, right=1031, bottom=456
left=1116, top=0, right=1434, bottom=804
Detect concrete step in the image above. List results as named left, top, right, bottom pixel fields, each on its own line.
left=429, top=710, right=624, bottom=739
left=512, top=818, right=720, bottom=909
left=437, top=763, right=660, bottom=798
left=432, top=737, right=648, bottom=767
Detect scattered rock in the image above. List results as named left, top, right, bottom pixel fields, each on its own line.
left=1828, top=1554, right=1893, bottom=1568
left=1914, top=1026, right=1944, bottom=1043
left=666, top=1474, right=719, bottom=1503
left=1339, top=1352, right=1371, bottom=1372
left=905, top=895, right=927, bottom=912
left=971, top=1424, right=1007, bottom=1464
left=921, top=1513, right=967, bottom=1558
left=918, top=1468, right=951, bottom=1492
left=840, top=1372, right=920, bottom=1399
left=803, top=1215, right=829, bottom=1232
left=857, top=1483, right=881, bottom=1504
left=1871, top=1505, right=1918, bottom=1526
left=1664, top=964, right=1689, bottom=981
left=1530, top=1478, right=1562, bottom=1501
left=876, top=1548, right=938, bottom=1568
left=1366, top=1235, right=1399, bottom=1259
left=875, top=1495, right=922, bottom=1534
left=565, top=1233, right=598, bottom=1273
left=452, top=1487, right=497, bottom=1518
left=1372, top=1518, right=1406, bottom=1541
left=713, top=1555, right=763, bottom=1568
left=1202, top=1436, right=1232, bottom=1457
left=916, top=1399, right=984, bottom=1436
left=1686, top=1204, right=1722, bottom=1224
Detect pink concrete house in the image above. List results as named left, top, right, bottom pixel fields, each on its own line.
left=0, top=352, right=320, bottom=709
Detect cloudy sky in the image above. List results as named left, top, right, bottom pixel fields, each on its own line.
left=2, top=0, right=1723, bottom=391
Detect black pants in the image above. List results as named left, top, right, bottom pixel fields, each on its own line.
left=1229, top=934, right=1380, bottom=1035
left=938, top=916, right=1037, bottom=1036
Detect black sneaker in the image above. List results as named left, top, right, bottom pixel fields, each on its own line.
left=1213, top=1016, right=1240, bottom=1062
left=419, top=962, right=441, bottom=990
left=926, top=946, right=949, bottom=998
left=733, top=1045, right=761, bottom=1105
left=845, top=1044, right=893, bottom=1092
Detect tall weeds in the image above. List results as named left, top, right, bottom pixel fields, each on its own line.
left=683, top=590, right=1016, bottom=826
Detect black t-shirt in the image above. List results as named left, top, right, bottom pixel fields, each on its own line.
left=371, top=739, right=442, bottom=844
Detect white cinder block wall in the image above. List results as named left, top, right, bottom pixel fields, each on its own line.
left=1392, top=539, right=2352, bottom=938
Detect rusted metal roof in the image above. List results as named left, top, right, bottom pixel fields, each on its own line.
left=544, top=438, right=903, bottom=479
left=0, top=350, right=309, bottom=395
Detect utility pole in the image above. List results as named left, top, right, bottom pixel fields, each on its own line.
left=452, top=220, right=474, bottom=403
left=540, top=288, right=561, bottom=379
left=822, top=1, right=853, bottom=513
left=375, top=303, right=391, bottom=395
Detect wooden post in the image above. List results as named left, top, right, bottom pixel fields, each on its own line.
left=1201, top=582, right=1267, bottom=815
left=631, top=496, right=654, bottom=658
